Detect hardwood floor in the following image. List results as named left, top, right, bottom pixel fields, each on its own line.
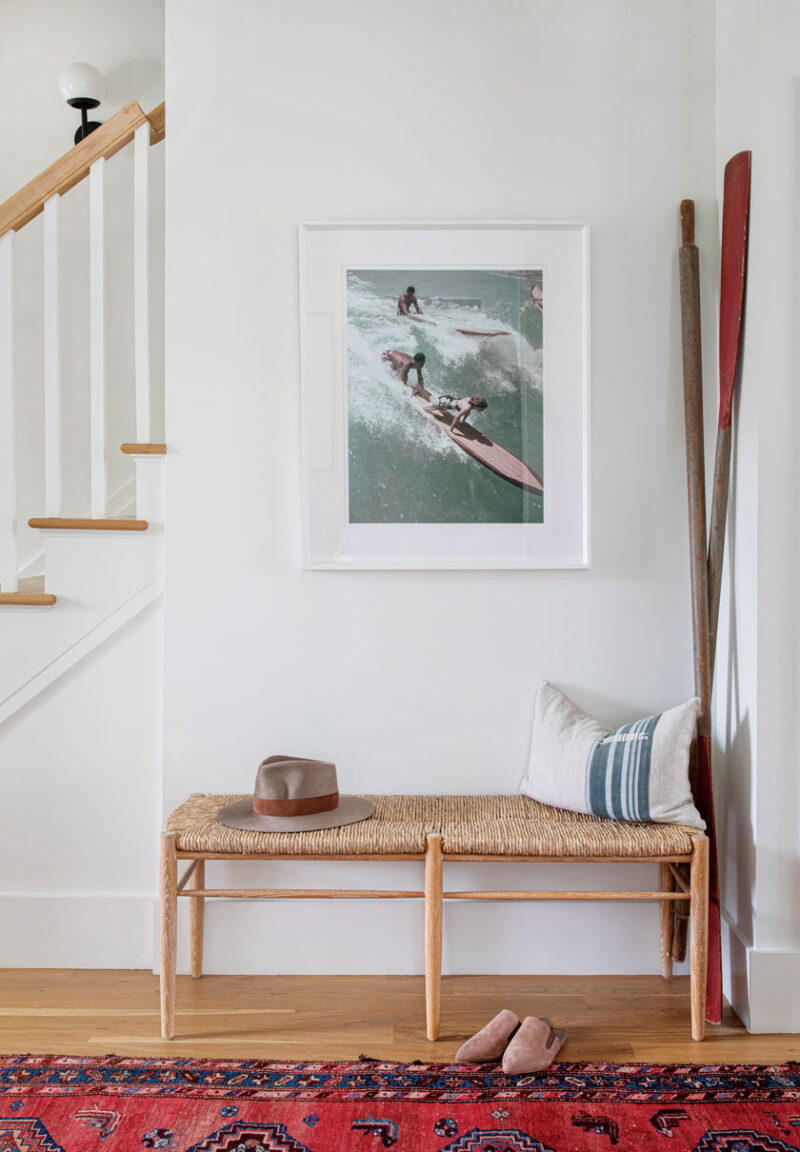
left=0, top=970, right=797, bottom=1063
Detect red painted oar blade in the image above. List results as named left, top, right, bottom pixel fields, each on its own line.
left=718, top=152, right=751, bottom=428
left=700, top=151, right=751, bottom=1025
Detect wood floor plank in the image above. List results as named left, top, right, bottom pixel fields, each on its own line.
left=0, top=1007, right=295, bottom=1017
left=0, top=969, right=797, bottom=1063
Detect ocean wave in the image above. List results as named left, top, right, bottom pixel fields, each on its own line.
left=347, top=324, right=460, bottom=456
left=347, top=273, right=542, bottom=448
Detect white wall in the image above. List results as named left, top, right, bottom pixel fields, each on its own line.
left=0, top=600, right=163, bottom=968
left=715, top=0, right=800, bottom=1031
left=163, top=0, right=716, bottom=975
left=0, top=0, right=164, bottom=202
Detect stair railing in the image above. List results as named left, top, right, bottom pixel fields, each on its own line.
left=0, top=101, right=165, bottom=593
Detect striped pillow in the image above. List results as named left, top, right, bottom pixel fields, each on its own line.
left=520, top=681, right=704, bottom=828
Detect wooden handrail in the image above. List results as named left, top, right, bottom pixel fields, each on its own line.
left=0, top=100, right=165, bottom=239
left=148, top=102, right=166, bottom=146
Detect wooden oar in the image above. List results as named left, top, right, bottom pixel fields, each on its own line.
left=676, top=199, right=723, bottom=1023
left=671, top=201, right=705, bottom=969
left=708, top=151, right=751, bottom=678
left=678, top=200, right=712, bottom=727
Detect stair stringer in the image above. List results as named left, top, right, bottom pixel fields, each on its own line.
left=0, top=574, right=163, bottom=725
left=0, top=458, right=164, bottom=721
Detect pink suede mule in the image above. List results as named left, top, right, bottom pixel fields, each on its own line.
left=501, top=1016, right=567, bottom=1075
left=454, top=1009, right=521, bottom=1063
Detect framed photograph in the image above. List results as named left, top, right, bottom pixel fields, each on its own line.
left=299, top=221, right=589, bottom=569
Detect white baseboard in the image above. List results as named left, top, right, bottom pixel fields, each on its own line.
left=721, top=910, right=800, bottom=1033
left=748, top=947, right=800, bottom=1033
left=1, top=888, right=690, bottom=981
left=0, top=895, right=154, bottom=969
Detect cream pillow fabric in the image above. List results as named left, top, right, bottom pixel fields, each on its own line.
left=520, top=681, right=704, bottom=829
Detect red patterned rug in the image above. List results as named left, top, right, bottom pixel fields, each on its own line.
left=1, top=1055, right=799, bottom=1151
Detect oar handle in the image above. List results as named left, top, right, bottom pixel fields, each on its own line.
left=680, top=199, right=695, bottom=246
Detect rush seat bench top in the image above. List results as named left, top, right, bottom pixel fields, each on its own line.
left=166, top=793, right=697, bottom=857
left=160, top=793, right=708, bottom=1044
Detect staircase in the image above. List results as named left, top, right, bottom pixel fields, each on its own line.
left=0, top=101, right=166, bottom=723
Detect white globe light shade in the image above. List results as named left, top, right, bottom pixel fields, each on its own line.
left=58, top=63, right=107, bottom=106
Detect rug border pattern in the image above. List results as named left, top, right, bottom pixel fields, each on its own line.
left=0, top=1056, right=798, bottom=1104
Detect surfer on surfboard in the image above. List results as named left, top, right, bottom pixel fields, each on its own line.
left=427, top=394, right=488, bottom=433
left=380, top=348, right=542, bottom=495
left=531, top=284, right=543, bottom=313
left=381, top=349, right=427, bottom=395
left=397, top=286, right=423, bottom=317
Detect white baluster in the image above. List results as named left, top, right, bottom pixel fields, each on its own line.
left=44, top=194, right=62, bottom=518
left=89, top=158, right=106, bottom=518
left=0, top=231, right=17, bottom=592
left=134, top=123, right=151, bottom=443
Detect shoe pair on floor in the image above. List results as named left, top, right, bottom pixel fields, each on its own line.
left=455, top=1009, right=567, bottom=1075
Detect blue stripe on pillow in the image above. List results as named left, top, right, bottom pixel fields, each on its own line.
left=587, top=713, right=660, bottom=822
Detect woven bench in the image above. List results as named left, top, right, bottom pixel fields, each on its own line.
left=160, top=794, right=708, bottom=1042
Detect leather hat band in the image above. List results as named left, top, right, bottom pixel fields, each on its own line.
left=253, top=791, right=339, bottom=818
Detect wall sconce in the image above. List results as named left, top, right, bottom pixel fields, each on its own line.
left=59, top=63, right=108, bottom=145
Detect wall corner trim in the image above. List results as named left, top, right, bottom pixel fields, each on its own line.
left=746, top=947, right=800, bottom=1034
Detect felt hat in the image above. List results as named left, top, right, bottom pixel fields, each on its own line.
left=217, top=755, right=374, bottom=832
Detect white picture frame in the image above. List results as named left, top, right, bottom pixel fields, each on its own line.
left=299, top=221, right=589, bottom=569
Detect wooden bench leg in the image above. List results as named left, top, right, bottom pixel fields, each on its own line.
left=659, top=863, right=674, bottom=979
left=190, top=859, right=205, bottom=979
left=425, top=833, right=443, bottom=1041
left=689, top=835, right=709, bottom=1041
left=159, top=832, right=178, bottom=1040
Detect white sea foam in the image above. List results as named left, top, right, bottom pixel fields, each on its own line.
left=347, top=321, right=458, bottom=457
left=347, top=273, right=542, bottom=452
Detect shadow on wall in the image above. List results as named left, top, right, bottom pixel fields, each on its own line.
left=717, top=356, right=755, bottom=949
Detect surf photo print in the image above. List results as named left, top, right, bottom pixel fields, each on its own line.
left=300, top=222, right=588, bottom=569
left=346, top=268, right=544, bottom=525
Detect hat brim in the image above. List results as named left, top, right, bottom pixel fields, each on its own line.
left=217, top=795, right=375, bottom=833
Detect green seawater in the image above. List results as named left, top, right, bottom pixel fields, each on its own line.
left=347, top=268, right=543, bottom=524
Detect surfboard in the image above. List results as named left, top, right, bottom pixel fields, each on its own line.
left=453, top=324, right=510, bottom=337
left=384, top=313, right=511, bottom=337
left=397, top=313, right=437, bottom=326
left=410, top=387, right=543, bottom=496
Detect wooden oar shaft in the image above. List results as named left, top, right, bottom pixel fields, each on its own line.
left=678, top=210, right=711, bottom=746
left=707, top=424, right=732, bottom=674
left=674, top=200, right=712, bottom=971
